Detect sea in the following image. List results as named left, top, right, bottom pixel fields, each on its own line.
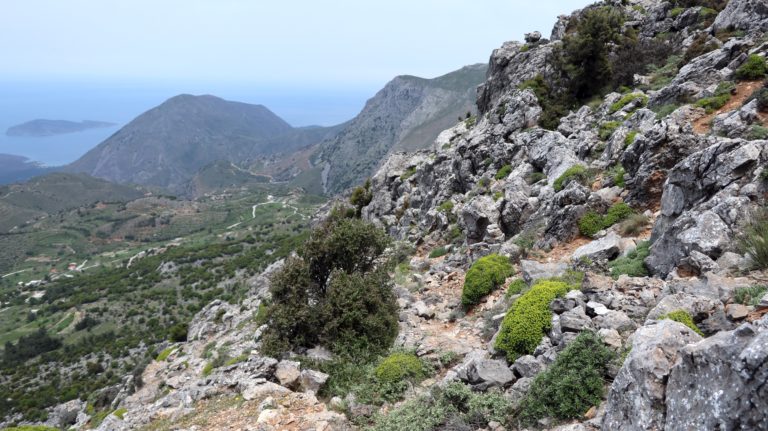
left=0, top=80, right=373, bottom=166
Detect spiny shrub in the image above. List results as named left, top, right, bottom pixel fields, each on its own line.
left=495, top=164, right=513, bottom=180
left=400, top=167, right=417, bottom=181
left=738, top=208, right=768, bottom=270
left=660, top=310, right=704, bottom=337
left=609, top=240, right=651, bottom=278
left=624, top=130, right=638, bottom=148
left=735, top=54, right=767, bottom=81
left=375, top=352, right=425, bottom=383
left=609, top=164, right=626, bottom=188
left=462, top=254, right=514, bottom=308
left=554, top=165, right=591, bottom=192
left=517, top=331, right=615, bottom=426
left=494, top=280, right=570, bottom=361
left=599, top=121, right=621, bottom=140
left=618, top=213, right=650, bottom=236
left=609, top=93, right=648, bottom=113
left=429, top=247, right=448, bottom=259
left=734, top=285, right=768, bottom=307
left=578, top=202, right=634, bottom=237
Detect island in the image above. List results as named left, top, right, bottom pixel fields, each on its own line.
left=6, top=119, right=117, bottom=137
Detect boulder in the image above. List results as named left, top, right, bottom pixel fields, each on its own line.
left=644, top=292, right=723, bottom=324
left=712, top=0, right=768, bottom=33
left=572, top=232, right=622, bottom=262
left=665, top=320, right=768, bottom=430
left=602, top=320, right=702, bottom=431
left=457, top=356, right=515, bottom=390
left=559, top=306, right=593, bottom=332
left=511, top=355, right=544, bottom=378
left=275, top=360, right=301, bottom=389
left=593, top=310, right=637, bottom=333
left=586, top=301, right=610, bottom=317
left=725, top=303, right=750, bottom=321
left=299, top=369, right=329, bottom=394
left=520, top=260, right=569, bottom=284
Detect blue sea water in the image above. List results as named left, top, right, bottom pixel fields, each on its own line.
left=0, top=80, right=373, bottom=166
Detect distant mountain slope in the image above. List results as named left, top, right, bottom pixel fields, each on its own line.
left=0, top=154, right=56, bottom=184
left=0, top=172, right=143, bottom=232
left=317, top=64, right=487, bottom=194
left=66, top=95, right=341, bottom=193
left=6, top=119, right=116, bottom=137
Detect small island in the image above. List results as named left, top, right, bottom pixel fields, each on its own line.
left=6, top=119, right=117, bottom=137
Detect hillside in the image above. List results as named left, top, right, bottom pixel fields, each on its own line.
left=3, top=0, right=768, bottom=430
left=66, top=95, right=342, bottom=193
left=0, top=172, right=143, bottom=233
left=0, top=154, right=55, bottom=184
left=317, top=64, right=488, bottom=194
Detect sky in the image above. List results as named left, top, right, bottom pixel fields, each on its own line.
left=1, top=0, right=593, bottom=88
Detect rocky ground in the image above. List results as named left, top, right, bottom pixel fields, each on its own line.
left=24, top=0, right=768, bottom=429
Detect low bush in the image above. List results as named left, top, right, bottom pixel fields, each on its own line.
left=738, top=208, right=768, bottom=270
left=349, top=179, right=373, bottom=216
left=653, top=103, right=680, bottom=119
left=578, top=202, right=634, bottom=237
left=370, top=382, right=512, bottom=431
left=609, top=240, right=651, bottom=278
left=599, top=121, right=621, bottom=140
left=608, top=164, right=626, bottom=187
left=462, top=254, right=514, bottom=308
left=437, top=200, right=454, bottom=213
left=400, top=167, right=417, bottom=181
left=554, top=165, right=591, bottom=192
left=156, top=347, right=175, bottom=362
left=609, top=93, right=648, bottom=114
left=660, top=310, right=704, bottom=337
left=624, top=130, right=638, bottom=148
left=494, top=280, right=570, bottom=361
left=505, top=278, right=528, bottom=299
left=734, top=285, right=768, bottom=307
left=735, top=54, right=768, bottom=81
left=695, top=81, right=736, bottom=114
left=526, top=171, right=547, bottom=185
left=747, top=87, right=768, bottom=112
left=517, top=331, right=615, bottom=426
left=495, top=164, right=513, bottom=180
left=428, top=247, right=448, bottom=259
left=618, top=213, right=650, bottom=236
left=375, top=352, right=425, bottom=383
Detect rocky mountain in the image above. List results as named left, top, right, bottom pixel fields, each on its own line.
left=66, top=94, right=342, bottom=193
left=6, top=119, right=116, bottom=137
left=317, top=64, right=488, bottom=195
left=5, top=0, right=768, bottom=430
left=0, top=172, right=143, bottom=233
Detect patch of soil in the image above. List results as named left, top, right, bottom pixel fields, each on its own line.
left=693, top=80, right=765, bottom=134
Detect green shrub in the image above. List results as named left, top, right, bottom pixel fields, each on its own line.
left=735, top=55, right=768, bottom=81
left=517, top=331, right=615, bottom=426
left=695, top=82, right=736, bottom=114
left=609, top=240, right=651, bottom=278
left=437, top=200, right=454, bottom=213
left=169, top=323, right=188, bottom=342
left=738, top=209, right=768, bottom=270
left=156, top=347, right=175, bottom=362
left=669, top=7, right=685, bottom=17
left=599, top=121, right=621, bottom=140
left=660, top=310, right=704, bottom=337
left=553, top=165, right=591, bottom=192
left=224, top=353, right=249, bottom=366
left=375, top=352, right=424, bottom=383
left=495, top=164, right=513, bottom=180
left=578, top=211, right=604, bottom=237
left=653, top=103, right=680, bottom=119
left=609, top=93, right=648, bottom=114
left=505, top=278, right=528, bottom=299
left=113, top=407, right=128, bottom=419
left=624, top=130, right=638, bottom=148
left=494, top=280, right=570, bottom=361
left=429, top=247, right=448, bottom=259
left=734, top=285, right=768, bottom=306
left=578, top=202, right=634, bottom=237
left=462, top=254, right=514, bottom=308
left=349, top=179, right=373, bottom=217
left=609, top=164, right=626, bottom=187
left=370, top=382, right=512, bottom=431
left=493, top=191, right=504, bottom=201
left=526, top=171, right=547, bottom=185
left=400, top=167, right=417, bottom=181
left=520, top=74, right=570, bottom=130
left=464, top=116, right=477, bottom=128
left=684, top=33, right=719, bottom=63
left=202, top=362, right=214, bottom=377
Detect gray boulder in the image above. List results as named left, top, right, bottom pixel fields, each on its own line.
left=665, top=320, right=768, bottom=430
left=299, top=369, right=329, bottom=394
left=520, top=260, right=568, bottom=284
left=559, top=306, right=593, bottom=332
left=602, top=320, right=702, bottom=431
left=572, top=232, right=622, bottom=262
left=713, top=0, right=768, bottom=33
left=275, top=360, right=301, bottom=389
left=457, top=357, right=516, bottom=390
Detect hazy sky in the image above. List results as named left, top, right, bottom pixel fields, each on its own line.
left=2, top=0, right=593, bottom=87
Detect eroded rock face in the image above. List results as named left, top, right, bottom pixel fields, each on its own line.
left=713, top=0, right=768, bottom=33
left=602, top=320, right=702, bottom=431
left=665, top=319, right=768, bottom=430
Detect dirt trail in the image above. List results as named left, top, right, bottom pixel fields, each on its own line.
left=693, top=80, right=765, bottom=134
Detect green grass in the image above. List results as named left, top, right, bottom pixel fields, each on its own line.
left=659, top=310, right=704, bottom=337
left=156, top=347, right=176, bottom=361
left=609, top=93, right=648, bottom=114
left=554, top=165, right=592, bottom=192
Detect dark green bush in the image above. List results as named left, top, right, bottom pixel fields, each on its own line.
left=526, top=171, right=547, bottom=185
left=599, top=121, right=621, bottom=140
left=735, top=55, right=767, bottom=81
left=609, top=240, right=651, bottom=278
left=609, top=164, right=626, bottom=187
left=261, top=211, right=397, bottom=358
left=659, top=310, right=704, bottom=336
left=375, top=352, right=425, bottom=383
left=505, top=278, right=528, bottom=299
left=517, top=331, right=615, bottom=426
left=494, top=280, right=570, bottom=361
left=429, top=247, right=448, bottom=259
left=578, top=202, right=634, bottom=237
left=624, top=130, right=638, bottom=148
left=578, top=211, right=604, bottom=237
left=495, top=164, right=513, bottom=180
left=349, top=179, right=373, bottom=217
left=462, top=254, right=514, bottom=308
left=520, top=75, right=570, bottom=130
left=553, top=165, right=591, bottom=192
